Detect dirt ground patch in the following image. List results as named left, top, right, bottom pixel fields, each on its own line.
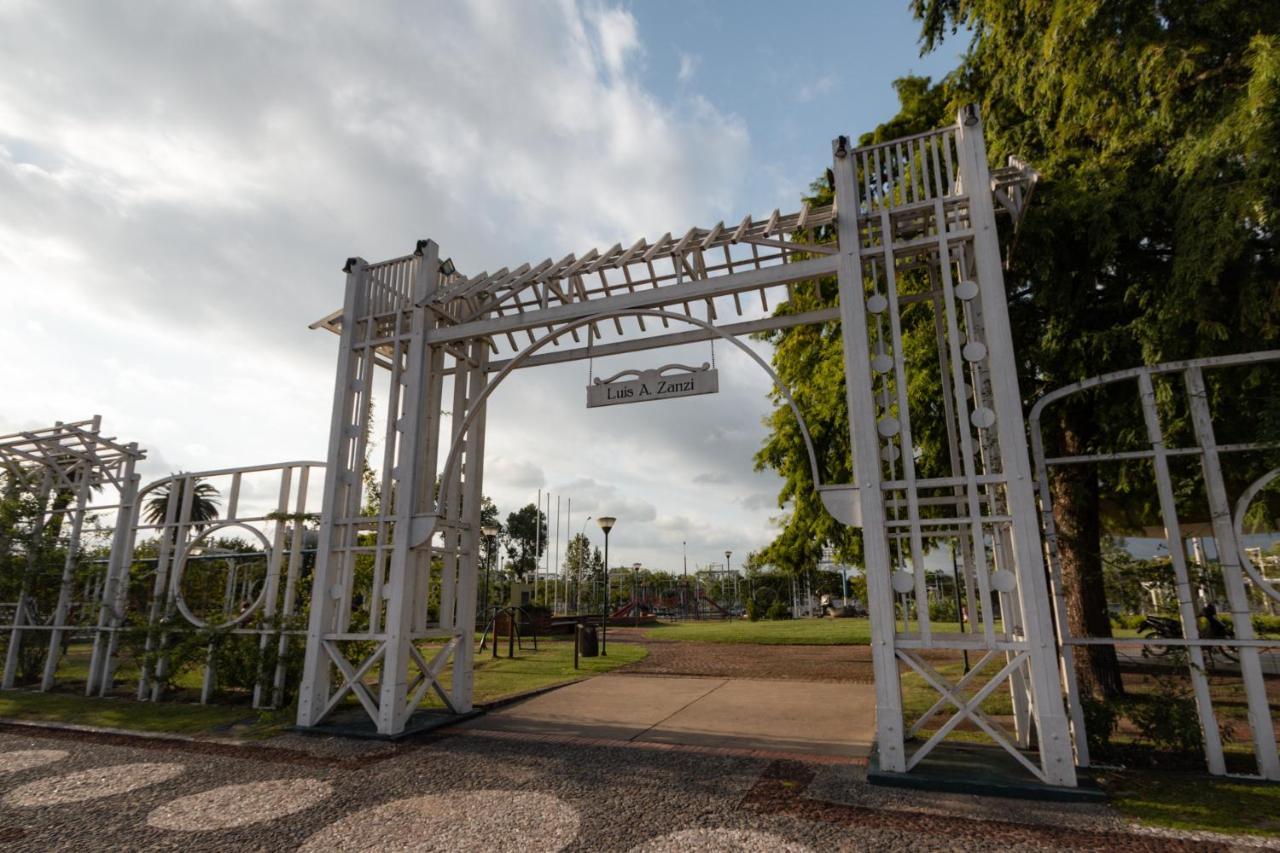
left=607, top=627, right=878, bottom=682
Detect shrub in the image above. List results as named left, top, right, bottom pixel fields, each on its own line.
left=0, top=633, right=48, bottom=686
left=765, top=601, right=790, bottom=620
left=1082, top=696, right=1119, bottom=761
left=1111, top=612, right=1150, bottom=631
left=1214, top=613, right=1280, bottom=637
left=1122, top=675, right=1205, bottom=754
left=1256, top=614, right=1280, bottom=636
left=745, top=599, right=761, bottom=621
left=928, top=598, right=958, bottom=622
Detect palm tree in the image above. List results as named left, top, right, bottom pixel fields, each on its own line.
left=144, top=477, right=221, bottom=533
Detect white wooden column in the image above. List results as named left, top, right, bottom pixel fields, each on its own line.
left=297, top=258, right=367, bottom=728
left=831, top=135, right=906, bottom=772
left=1138, top=371, right=1226, bottom=774
left=450, top=336, right=490, bottom=712
left=3, top=470, right=52, bottom=689
left=1185, top=367, right=1280, bottom=780
left=88, top=454, right=140, bottom=696
left=377, top=242, right=442, bottom=735
left=956, top=106, right=1076, bottom=785
left=42, top=455, right=94, bottom=690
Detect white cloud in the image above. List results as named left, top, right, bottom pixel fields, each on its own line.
left=489, top=457, right=547, bottom=490
left=0, top=0, right=781, bottom=569
left=798, top=74, right=836, bottom=103
left=678, top=52, right=699, bottom=83
left=589, top=4, right=641, bottom=77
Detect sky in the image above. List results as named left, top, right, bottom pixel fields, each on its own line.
left=0, top=1, right=965, bottom=574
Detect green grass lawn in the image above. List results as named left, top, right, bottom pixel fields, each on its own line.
left=421, top=639, right=647, bottom=708
left=0, top=639, right=645, bottom=737
left=644, top=617, right=975, bottom=645
left=1102, top=769, right=1280, bottom=838
left=0, top=691, right=274, bottom=735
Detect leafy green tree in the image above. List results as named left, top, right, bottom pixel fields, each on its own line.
left=562, top=532, right=591, bottom=608
left=503, top=503, right=546, bottom=580
left=913, top=0, right=1279, bottom=698
left=757, top=2, right=1280, bottom=699
left=143, top=478, right=221, bottom=532
left=589, top=546, right=605, bottom=609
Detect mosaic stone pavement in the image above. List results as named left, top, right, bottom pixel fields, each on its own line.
left=0, top=725, right=1271, bottom=851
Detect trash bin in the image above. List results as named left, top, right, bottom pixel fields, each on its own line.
left=577, top=624, right=599, bottom=657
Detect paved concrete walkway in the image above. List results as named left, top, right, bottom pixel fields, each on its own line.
left=462, top=673, right=875, bottom=758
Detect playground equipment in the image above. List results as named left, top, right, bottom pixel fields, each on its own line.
left=611, top=576, right=730, bottom=621
left=478, top=605, right=539, bottom=659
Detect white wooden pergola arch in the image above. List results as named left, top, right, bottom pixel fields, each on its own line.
left=3, top=111, right=1270, bottom=791
left=297, top=106, right=1079, bottom=786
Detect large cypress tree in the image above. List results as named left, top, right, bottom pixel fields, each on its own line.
left=757, top=2, right=1280, bottom=698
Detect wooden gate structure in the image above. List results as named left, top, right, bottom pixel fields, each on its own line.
left=297, top=107, right=1079, bottom=786
left=4, top=108, right=1273, bottom=787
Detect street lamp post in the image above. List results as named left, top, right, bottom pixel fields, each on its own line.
left=596, top=516, right=615, bottom=656
left=725, top=550, right=733, bottom=618
left=632, top=562, right=642, bottom=627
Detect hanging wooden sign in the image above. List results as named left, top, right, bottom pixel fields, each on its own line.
left=587, top=363, right=719, bottom=408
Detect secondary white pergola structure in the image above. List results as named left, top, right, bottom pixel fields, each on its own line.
left=0, top=418, right=144, bottom=693
left=298, top=106, right=1079, bottom=786
left=1032, top=351, right=1280, bottom=781
left=0, top=425, right=323, bottom=707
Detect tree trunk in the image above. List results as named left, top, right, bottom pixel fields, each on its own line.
left=1049, top=411, right=1125, bottom=698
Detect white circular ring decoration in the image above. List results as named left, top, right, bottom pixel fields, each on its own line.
left=990, top=569, right=1018, bottom=593
left=4, top=762, right=184, bottom=807
left=631, top=829, right=815, bottom=852
left=0, top=749, right=67, bottom=775
left=298, top=790, right=580, bottom=853
left=147, top=778, right=332, bottom=832
left=956, top=280, right=980, bottom=301
left=970, top=407, right=997, bottom=429
left=891, top=571, right=916, bottom=594
left=880, top=444, right=900, bottom=462
left=962, top=341, right=988, bottom=363
left=866, top=293, right=889, bottom=314
left=1233, top=467, right=1280, bottom=605
left=871, top=353, right=894, bottom=374
left=877, top=417, right=900, bottom=438
left=173, top=521, right=272, bottom=629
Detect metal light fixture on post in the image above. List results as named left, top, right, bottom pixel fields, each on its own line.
left=725, top=550, right=733, bottom=618
left=596, top=516, right=615, bottom=656
left=632, top=562, right=642, bottom=627
left=481, top=524, right=500, bottom=620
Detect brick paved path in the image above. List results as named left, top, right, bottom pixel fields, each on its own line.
left=0, top=721, right=1265, bottom=851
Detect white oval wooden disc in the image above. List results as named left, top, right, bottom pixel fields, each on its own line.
left=962, top=341, right=988, bottom=363
left=970, top=407, right=996, bottom=429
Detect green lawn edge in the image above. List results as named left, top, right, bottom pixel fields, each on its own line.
left=0, top=639, right=646, bottom=739
left=1101, top=769, right=1280, bottom=838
